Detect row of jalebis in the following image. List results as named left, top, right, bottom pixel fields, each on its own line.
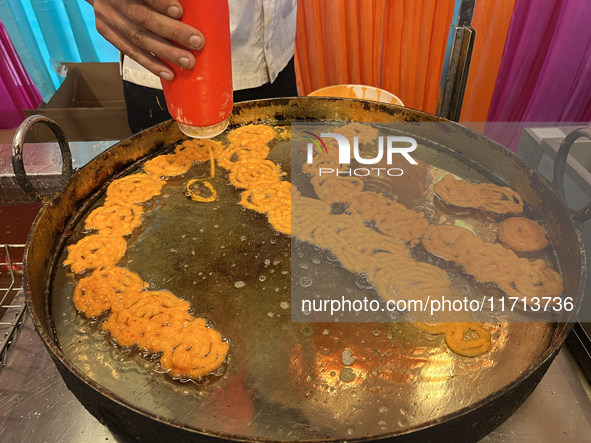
left=303, top=122, right=553, bottom=356
left=62, top=127, right=290, bottom=380
left=64, top=123, right=295, bottom=380
left=304, top=123, right=563, bottom=302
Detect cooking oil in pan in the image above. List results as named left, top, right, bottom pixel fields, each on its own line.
left=49, top=122, right=557, bottom=441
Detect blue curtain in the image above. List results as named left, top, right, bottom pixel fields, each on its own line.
left=0, top=0, right=118, bottom=102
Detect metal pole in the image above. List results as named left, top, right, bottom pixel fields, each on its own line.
left=435, top=0, right=477, bottom=121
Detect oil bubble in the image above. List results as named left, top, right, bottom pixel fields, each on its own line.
left=340, top=368, right=356, bottom=383
left=300, top=277, right=312, bottom=287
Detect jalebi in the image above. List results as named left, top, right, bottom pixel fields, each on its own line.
left=227, top=123, right=276, bottom=144
left=434, top=174, right=524, bottom=215
left=84, top=203, right=144, bottom=236
left=498, top=217, right=549, bottom=252
left=144, top=152, right=192, bottom=177
left=184, top=179, right=217, bottom=203
left=412, top=322, right=491, bottom=357
left=105, top=173, right=166, bottom=206
left=73, top=266, right=146, bottom=317
left=64, top=235, right=127, bottom=274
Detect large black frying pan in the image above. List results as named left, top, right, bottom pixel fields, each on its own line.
left=12, top=98, right=591, bottom=442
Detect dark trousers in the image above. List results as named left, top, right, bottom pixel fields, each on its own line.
left=123, top=57, right=298, bottom=133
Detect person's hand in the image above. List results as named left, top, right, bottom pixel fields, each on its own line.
left=87, top=0, right=205, bottom=80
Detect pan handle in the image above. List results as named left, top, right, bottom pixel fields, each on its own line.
left=12, top=115, right=73, bottom=204
left=552, top=127, right=591, bottom=223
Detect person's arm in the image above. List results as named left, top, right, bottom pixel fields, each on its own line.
left=87, top=0, right=204, bottom=80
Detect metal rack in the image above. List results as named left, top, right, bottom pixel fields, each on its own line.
left=0, top=244, right=27, bottom=366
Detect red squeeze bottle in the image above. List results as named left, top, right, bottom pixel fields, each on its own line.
left=161, top=0, right=233, bottom=139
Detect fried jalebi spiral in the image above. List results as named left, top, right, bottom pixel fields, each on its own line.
left=412, top=322, right=491, bottom=357
left=498, top=217, right=549, bottom=252
left=444, top=323, right=491, bottom=356
left=216, top=143, right=271, bottom=170
left=422, top=225, right=563, bottom=302
left=69, top=137, right=235, bottom=381
left=434, top=174, right=524, bottom=215
left=73, top=266, right=146, bottom=318
left=103, top=292, right=190, bottom=348
left=502, top=259, right=564, bottom=299
left=160, top=322, right=229, bottom=379
left=101, top=289, right=229, bottom=379
left=229, top=158, right=286, bottom=189
left=105, top=173, right=166, bottom=206
left=227, top=123, right=276, bottom=144
left=144, top=153, right=192, bottom=177
left=334, top=122, right=379, bottom=144
left=240, top=180, right=291, bottom=213
left=184, top=179, right=218, bottom=203
left=175, top=138, right=225, bottom=163
left=412, top=322, right=448, bottom=334
left=294, top=123, right=494, bottom=356
left=347, top=190, right=429, bottom=245
left=84, top=203, right=144, bottom=236
left=64, top=235, right=127, bottom=274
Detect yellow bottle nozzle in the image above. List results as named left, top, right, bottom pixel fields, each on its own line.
left=178, top=118, right=229, bottom=139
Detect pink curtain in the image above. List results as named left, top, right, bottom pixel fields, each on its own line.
left=0, top=18, right=42, bottom=130
left=486, top=0, right=591, bottom=151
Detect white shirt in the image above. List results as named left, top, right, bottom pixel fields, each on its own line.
left=122, top=0, right=297, bottom=91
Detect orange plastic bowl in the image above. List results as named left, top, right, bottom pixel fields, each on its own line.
left=308, top=84, right=404, bottom=106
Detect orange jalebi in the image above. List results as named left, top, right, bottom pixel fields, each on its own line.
left=66, top=136, right=236, bottom=380
left=217, top=143, right=270, bottom=170
left=64, top=235, right=127, bottom=274
left=105, top=173, right=166, bottom=206
left=228, top=158, right=285, bottom=189
left=240, top=180, right=291, bottom=213
left=291, top=194, right=449, bottom=304
left=73, top=265, right=146, bottom=318
left=412, top=322, right=491, bottom=357
left=160, top=322, right=229, bottom=379
left=184, top=179, right=218, bottom=203
left=498, top=217, right=549, bottom=252
left=227, top=123, right=276, bottom=144
left=176, top=138, right=224, bottom=163
left=434, top=174, right=524, bottom=215
left=84, top=203, right=144, bottom=236
left=144, top=152, right=192, bottom=177
left=208, top=124, right=291, bottom=234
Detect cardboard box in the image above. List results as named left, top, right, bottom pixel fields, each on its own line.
left=24, top=63, right=132, bottom=142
